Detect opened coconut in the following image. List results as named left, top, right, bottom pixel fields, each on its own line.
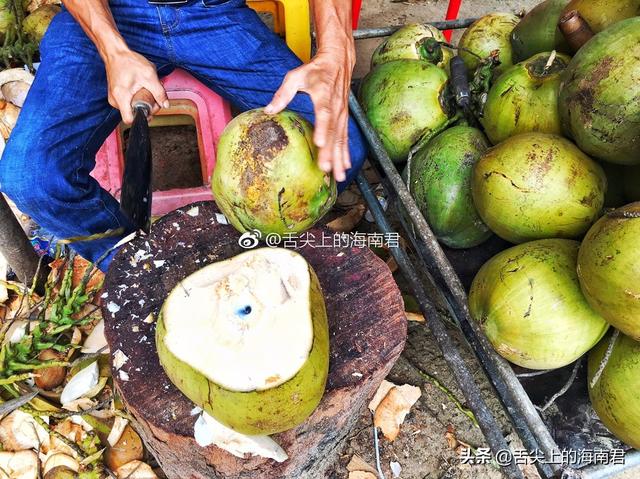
left=212, top=109, right=336, bottom=236
left=359, top=59, right=452, bottom=162
left=577, top=203, right=640, bottom=340
left=481, top=52, right=571, bottom=144
left=558, top=17, right=640, bottom=165
left=588, top=331, right=640, bottom=449
left=156, top=247, right=329, bottom=435
left=471, top=132, right=606, bottom=243
left=406, top=126, right=492, bottom=249
left=458, top=13, right=520, bottom=76
left=371, top=23, right=453, bottom=71
left=469, top=239, right=609, bottom=370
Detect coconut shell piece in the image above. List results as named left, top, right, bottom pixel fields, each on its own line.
left=370, top=381, right=422, bottom=441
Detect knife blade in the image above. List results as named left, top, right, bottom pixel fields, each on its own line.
left=120, top=88, right=155, bottom=234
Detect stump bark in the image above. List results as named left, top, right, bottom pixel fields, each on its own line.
left=102, top=201, right=407, bottom=479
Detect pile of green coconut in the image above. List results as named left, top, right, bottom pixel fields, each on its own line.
left=355, top=0, right=640, bottom=454
left=151, top=0, right=640, bottom=463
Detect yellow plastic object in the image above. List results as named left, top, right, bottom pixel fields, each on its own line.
left=247, top=0, right=311, bottom=62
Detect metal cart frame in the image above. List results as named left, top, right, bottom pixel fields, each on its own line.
left=351, top=19, right=640, bottom=479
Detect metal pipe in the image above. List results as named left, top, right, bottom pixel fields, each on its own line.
left=348, top=91, right=562, bottom=474
left=357, top=173, right=525, bottom=479
left=352, top=18, right=477, bottom=39
left=0, top=194, right=45, bottom=291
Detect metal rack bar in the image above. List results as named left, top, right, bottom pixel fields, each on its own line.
left=353, top=18, right=477, bottom=39
left=357, top=173, right=525, bottom=479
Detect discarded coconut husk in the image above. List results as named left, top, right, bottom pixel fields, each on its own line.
left=115, top=460, right=158, bottom=479
left=369, top=380, right=422, bottom=441
left=0, top=450, right=39, bottom=479
left=0, top=99, right=20, bottom=139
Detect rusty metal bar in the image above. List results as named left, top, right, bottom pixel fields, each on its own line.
left=352, top=18, right=477, bottom=40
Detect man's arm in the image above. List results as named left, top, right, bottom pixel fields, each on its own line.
left=265, top=0, right=355, bottom=182
left=62, top=0, right=168, bottom=123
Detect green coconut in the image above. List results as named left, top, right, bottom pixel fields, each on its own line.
left=510, top=0, right=571, bottom=63
left=471, top=132, right=606, bottom=244
left=577, top=203, right=640, bottom=340
left=588, top=331, right=640, bottom=449
left=469, top=239, right=609, bottom=370
left=407, top=126, right=492, bottom=248
left=458, top=13, right=520, bottom=77
left=359, top=59, right=452, bottom=162
left=22, top=4, right=60, bottom=44
left=371, top=23, right=454, bottom=71
left=156, top=248, right=329, bottom=435
left=481, top=52, right=571, bottom=144
left=212, top=109, right=336, bottom=236
left=562, top=0, right=640, bottom=33
left=558, top=17, right=640, bottom=165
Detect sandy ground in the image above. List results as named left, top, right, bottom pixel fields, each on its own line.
left=334, top=2, right=640, bottom=479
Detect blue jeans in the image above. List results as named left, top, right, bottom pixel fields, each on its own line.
left=0, top=0, right=367, bottom=270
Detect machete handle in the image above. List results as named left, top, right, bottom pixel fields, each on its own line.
left=131, top=88, right=155, bottom=116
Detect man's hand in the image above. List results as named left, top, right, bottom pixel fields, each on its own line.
left=105, top=50, right=169, bottom=124
left=63, top=0, right=168, bottom=124
left=265, top=1, right=355, bottom=183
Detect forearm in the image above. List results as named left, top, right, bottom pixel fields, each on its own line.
left=310, top=0, right=354, bottom=57
left=62, top=0, right=130, bottom=64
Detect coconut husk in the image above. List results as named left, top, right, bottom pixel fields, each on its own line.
left=0, top=100, right=20, bottom=139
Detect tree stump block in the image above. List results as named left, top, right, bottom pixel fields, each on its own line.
left=102, top=201, right=407, bottom=479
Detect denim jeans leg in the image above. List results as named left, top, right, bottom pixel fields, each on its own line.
left=0, top=10, right=133, bottom=269
left=172, top=1, right=368, bottom=190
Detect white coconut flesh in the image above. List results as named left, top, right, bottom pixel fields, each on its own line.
left=161, top=248, right=314, bottom=392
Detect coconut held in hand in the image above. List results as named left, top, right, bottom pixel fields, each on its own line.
left=156, top=248, right=329, bottom=435
left=212, top=109, right=336, bottom=236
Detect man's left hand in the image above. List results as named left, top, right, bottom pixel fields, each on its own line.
left=265, top=43, right=355, bottom=183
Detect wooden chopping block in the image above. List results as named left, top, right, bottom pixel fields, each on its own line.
left=102, top=201, right=407, bottom=479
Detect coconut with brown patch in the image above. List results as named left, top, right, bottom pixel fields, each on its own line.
left=559, top=17, right=640, bottom=165
left=212, top=109, right=336, bottom=236
left=471, top=132, right=606, bottom=243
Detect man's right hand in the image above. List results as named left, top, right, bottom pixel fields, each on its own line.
left=105, top=49, right=169, bottom=124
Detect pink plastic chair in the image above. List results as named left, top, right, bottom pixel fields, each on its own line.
left=92, top=69, right=232, bottom=216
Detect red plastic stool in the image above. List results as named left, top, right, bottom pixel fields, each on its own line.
left=92, top=69, right=232, bottom=216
